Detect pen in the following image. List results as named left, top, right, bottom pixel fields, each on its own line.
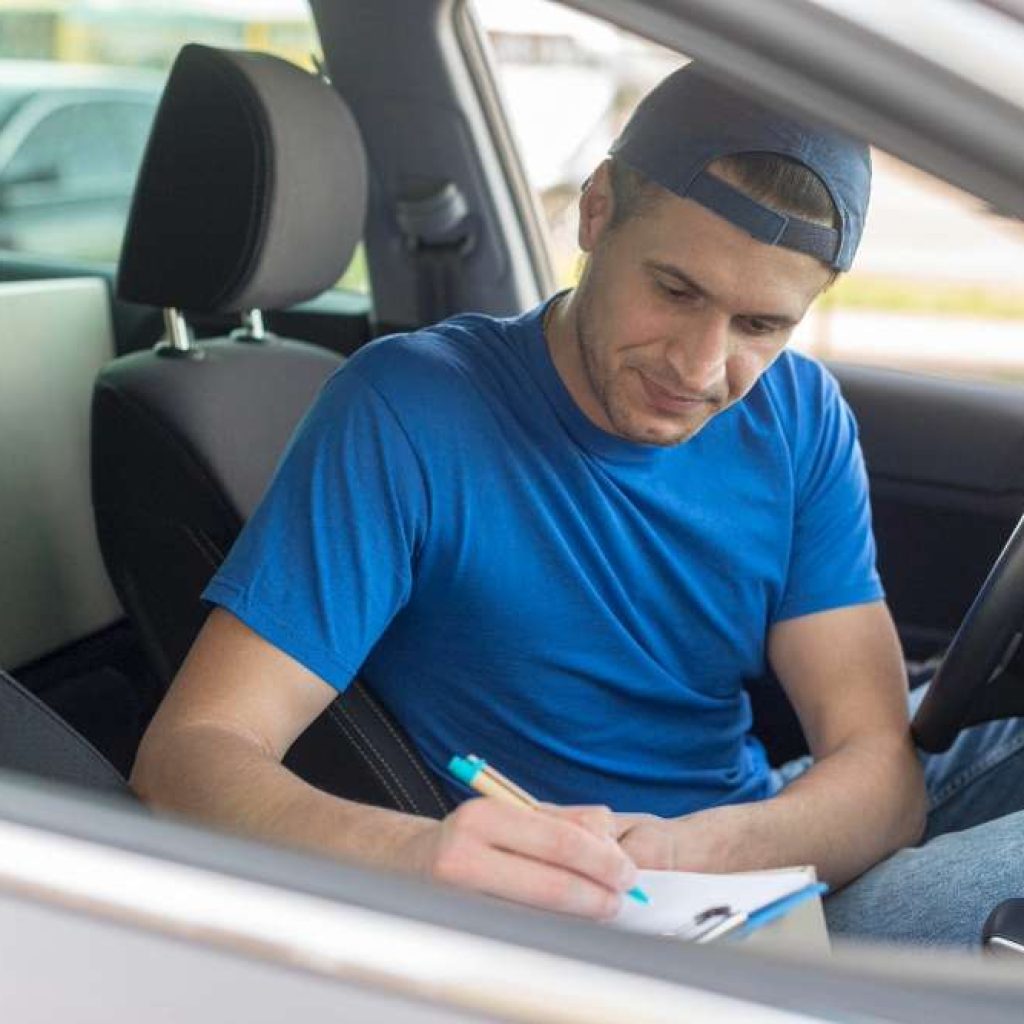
left=447, top=753, right=650, bottom=906
left=735, top=882, right=828, bottom=939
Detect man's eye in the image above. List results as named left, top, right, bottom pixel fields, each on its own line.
left=656, top=279, right=694, bottom=301
left=740, top=318, right=777, bottom=336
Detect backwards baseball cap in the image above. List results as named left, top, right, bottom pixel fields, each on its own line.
left=609, top=63, right=871, bottom=271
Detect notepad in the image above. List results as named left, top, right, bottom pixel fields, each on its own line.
left=610, top=865, right=821, bottom=939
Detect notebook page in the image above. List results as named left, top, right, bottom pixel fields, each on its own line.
left=611, top=866, right=817, bottom=936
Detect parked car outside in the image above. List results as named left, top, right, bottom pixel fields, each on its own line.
left=0, top=60, right=162, bottom=260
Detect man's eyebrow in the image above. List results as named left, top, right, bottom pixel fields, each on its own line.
left=645, top=260, right=800, bottom=327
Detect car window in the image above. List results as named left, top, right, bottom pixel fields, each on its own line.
left=472, top=0, right=1024, bottom=386
left=4, top=100, right=153, bottom=189
left=0, top=1, right=368, bottom=298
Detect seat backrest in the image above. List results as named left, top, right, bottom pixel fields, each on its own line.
left=92, top=45, right=452, bottom=818
left=0, top=278, right=123, bottom=670
left=0, top=668, right=131, bottom=798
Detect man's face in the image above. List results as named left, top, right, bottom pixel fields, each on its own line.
left=558, top=163, right=834, bottom=447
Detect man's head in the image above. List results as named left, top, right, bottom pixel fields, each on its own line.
left=550, top=64, right=871, bottom=447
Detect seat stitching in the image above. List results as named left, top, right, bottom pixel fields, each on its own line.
left=184, top=525, right=227, bottom=569
left=325, top=704, right=405, bottom=810
left=361, top=692, right=449, bottom=813
left=330, top=702, right=423, bottom=815
left=337, top=703, right=423, bottom=815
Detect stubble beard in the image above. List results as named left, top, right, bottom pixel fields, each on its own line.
left=574, top=291, right=701, bottom=448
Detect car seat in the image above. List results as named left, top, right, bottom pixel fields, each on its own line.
left=91, top=44, right=452, bottom=818
left=0, top=668, right=130, bottom=798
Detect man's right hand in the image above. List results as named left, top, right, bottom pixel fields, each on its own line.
left=135, top=613, right=638, bottom=919
left=397, top=797, right=639, bottom=919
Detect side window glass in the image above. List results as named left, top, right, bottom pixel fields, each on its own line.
left=0, top=4, right=369, bottom=300
left=472, top=0, right=1024, bottom=386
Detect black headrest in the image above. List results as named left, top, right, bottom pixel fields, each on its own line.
left=117, top=44, right=366, bottom=313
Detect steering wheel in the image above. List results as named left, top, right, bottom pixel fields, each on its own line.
left=912, top=513, right=1024, bottom=752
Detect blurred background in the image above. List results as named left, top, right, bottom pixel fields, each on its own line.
left=1, top=0, right=1022, bottom=383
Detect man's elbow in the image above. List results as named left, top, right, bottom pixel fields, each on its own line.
left=129, top=714, right=216, bottom=810
left=129, top=717, right=178, bottom=807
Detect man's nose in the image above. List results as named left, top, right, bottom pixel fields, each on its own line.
left=667, top=312, right=730, bottom=391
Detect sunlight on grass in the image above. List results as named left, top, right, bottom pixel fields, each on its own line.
left=334, top=243, right=370, bottom=297
left=823, top=275, right=1024, bottom=320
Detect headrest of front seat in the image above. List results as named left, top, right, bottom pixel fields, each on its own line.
left=117, top=43, right=366, bottom=314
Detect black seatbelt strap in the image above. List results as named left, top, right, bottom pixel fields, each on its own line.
left=396, top=182, right=476, bottom=326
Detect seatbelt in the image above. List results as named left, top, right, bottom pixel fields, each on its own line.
left=395, top=182, right=477, bottom=326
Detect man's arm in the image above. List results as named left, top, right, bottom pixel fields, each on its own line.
left=617, top=601, right=927, bottom=888
left=132, top=608, right=639, bottom=917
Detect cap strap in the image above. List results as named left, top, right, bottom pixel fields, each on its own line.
left=686, top=170, right=840, bottom=266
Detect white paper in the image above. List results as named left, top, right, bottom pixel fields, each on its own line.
left=611, top=866, right=818, bottom=936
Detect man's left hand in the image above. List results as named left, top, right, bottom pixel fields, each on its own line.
left=614, top=807, right=743, bottom=872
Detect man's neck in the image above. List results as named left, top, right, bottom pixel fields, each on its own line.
left=543, top=289, right=587, bottom=409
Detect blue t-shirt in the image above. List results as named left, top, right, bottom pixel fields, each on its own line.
left=204, top=300, right=883, bottom=816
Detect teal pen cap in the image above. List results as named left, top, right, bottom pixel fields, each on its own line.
left=447, top=754, right=483, bottom=787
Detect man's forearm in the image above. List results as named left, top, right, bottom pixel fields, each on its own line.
left=131, top=722, right=433, bottom=871
left=659, top=734, right=926, bottom=888
left=132, top=721, right=644, bottom=920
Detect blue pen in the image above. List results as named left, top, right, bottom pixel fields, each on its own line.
left=734, top=882, right=829, bottom=939
left=447, top=754, right=650, bottom=906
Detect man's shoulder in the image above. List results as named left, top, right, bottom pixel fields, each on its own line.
left=336, top=311, right=520, bottom=408
left=763, top=347, right=837, bottom=392
left=759, top=348, right=843, bottom=419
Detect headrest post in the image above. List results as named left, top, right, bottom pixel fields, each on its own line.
left=241, top=309, right=266, bottom=341
left=162, top=308, right=192, bottom=353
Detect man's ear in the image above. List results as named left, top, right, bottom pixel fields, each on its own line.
left=578, top=160, right=615, bottom=254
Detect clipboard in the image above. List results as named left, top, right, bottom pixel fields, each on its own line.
left=610, top=865, right=830, bottom=951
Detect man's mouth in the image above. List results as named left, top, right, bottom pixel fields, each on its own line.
left=636, top=372, right=715, bottom=414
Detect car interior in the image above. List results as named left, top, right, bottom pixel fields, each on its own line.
left=2, top=0, right=1024, bottom=989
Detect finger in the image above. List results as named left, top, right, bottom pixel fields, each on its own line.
left=609, top=812, right=655, bottom=840
left=545, top=804, right=617, bottom=840
left=460, top=798, right=637, bottom=894
left=451, top=840, right=624, bottom=919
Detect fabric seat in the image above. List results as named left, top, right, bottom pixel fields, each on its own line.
left=0, top=668, right=131, bottom=798
left=92, top=44, right=451, bottom=818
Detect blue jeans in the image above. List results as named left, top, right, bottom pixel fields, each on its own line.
left=772, top=685, right=1024, bottom=948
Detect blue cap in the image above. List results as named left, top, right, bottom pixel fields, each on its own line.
left=609, top=64, right=871, bottom=271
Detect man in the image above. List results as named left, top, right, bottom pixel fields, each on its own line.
left=131, top=65, right=1022, bottom=946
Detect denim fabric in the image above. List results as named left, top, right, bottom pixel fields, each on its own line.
left=772, top=685, right=1024, bottom=948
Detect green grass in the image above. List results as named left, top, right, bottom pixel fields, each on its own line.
left=822, top=276, right=1024, bottom=320
left=333, top=243, right=370, bottom=296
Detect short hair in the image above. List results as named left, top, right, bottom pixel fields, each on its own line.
left=605, top=152, right=842, bottom=281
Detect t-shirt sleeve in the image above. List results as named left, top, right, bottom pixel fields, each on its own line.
left=202, top=364, right=429, bottom=691
left=772, top=364, right=884, bottom=623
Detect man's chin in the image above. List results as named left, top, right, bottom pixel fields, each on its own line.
left=616, top=413, right=710, bottom=448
